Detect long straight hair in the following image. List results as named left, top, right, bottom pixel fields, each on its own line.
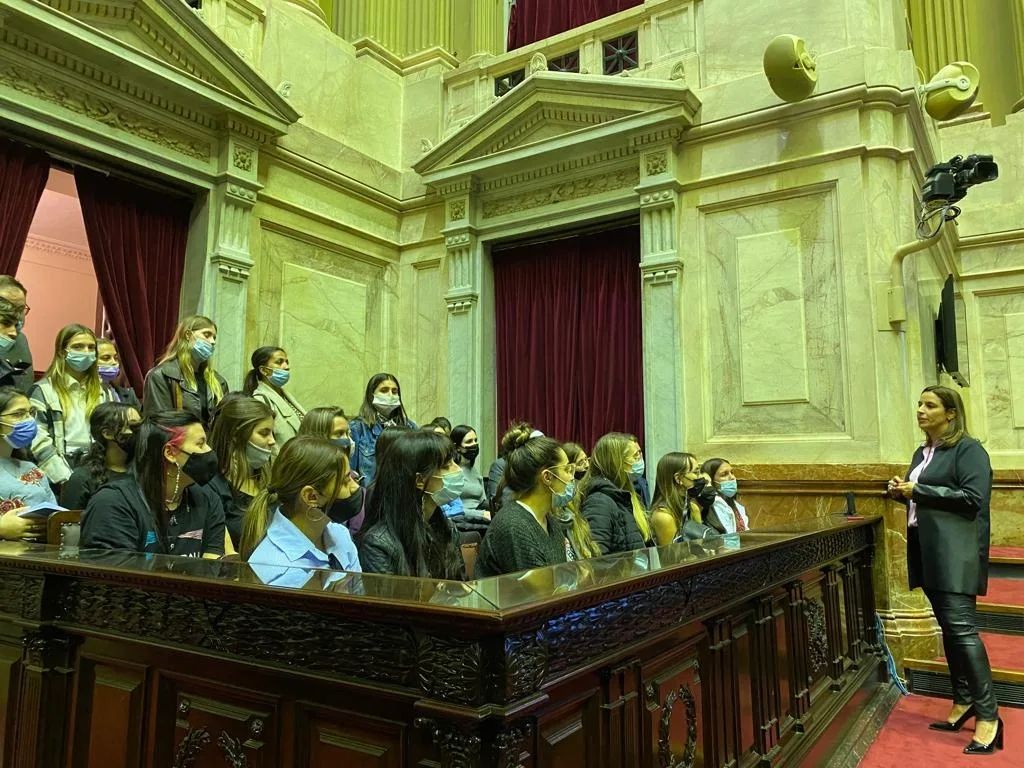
left=358, top=430, right=461, bottom=578
left=579, top=432, right=651, bottom=541
left=157, top=315, right=224, bottom=401
left=133, top=410, right=203, bottom=547
left=45, top=324, right=103, bottom=419
left=357, top=372, right=411, bottom=425
left=240, top=436, right=349, bottom=560
left=298, top=406, right=348, bottom=439
left=651, top=452, right=699, bottom=528
left=701, top=457, right=739, bottom=513
left=921, top=385, right=970, bottom=447
left=210, top=396, right=274, bottom=491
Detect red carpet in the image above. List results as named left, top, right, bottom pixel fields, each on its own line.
left=938, top=632, right=1024, bottom=671
left=990, top=545, right=1024, bottom=560
left=981, top=578, right=1024, bottom=608
left=858, top=695, right=1021, bottom=767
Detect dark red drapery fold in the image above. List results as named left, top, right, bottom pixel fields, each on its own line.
left=507, top=0, right=643, bottom=51
left=74, top=169, right=192, bottom=396
left=0, top=139, right=51, bottom=275
left=494, top=225, right=644, bottom=451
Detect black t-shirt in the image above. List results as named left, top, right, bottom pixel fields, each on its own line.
left=59, top=466, right=128, bottom=511
left=207, top=473, right=253, bottom=550
left=81, top=474, right=225, bottom=558
left=475, top=501, right=569, bottom=577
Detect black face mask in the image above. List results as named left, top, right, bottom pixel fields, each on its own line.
left=574, top=469, right=587, bottom=480
left=687, top=477, right=713, bottom=500
left=114, top=430, right=136, bottom=461
left=180, top=448, right=219, bottom=486
left=327, top=487, right=364, bottom=524
left=461, top=446, right=480, bottom=465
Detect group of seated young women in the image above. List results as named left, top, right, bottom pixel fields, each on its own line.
left=0, top=312, right=749, bottom=582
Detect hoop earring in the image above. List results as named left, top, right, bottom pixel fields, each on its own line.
left=305, top=506, right=326, bottom=523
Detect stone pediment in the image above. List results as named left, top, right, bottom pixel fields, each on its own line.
left=4, top=0, right=297, bottom=137
left=415, top=71, right=700, bottom=179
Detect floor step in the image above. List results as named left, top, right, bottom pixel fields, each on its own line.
left=905, top=631, right=1024, bottom=707
left=978, top=578, right=1024, bottom=634
left=990, top=546, right=1024, bottom=579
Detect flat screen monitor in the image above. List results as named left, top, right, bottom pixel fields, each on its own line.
left=935, top=275, right=969, bottom=387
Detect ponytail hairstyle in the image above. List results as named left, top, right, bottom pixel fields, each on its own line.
left=580, top=432, right=652, bottom=542
left=210, top=396, right=274, bottom=491
left=921, top=385, right=970, bottom=448
left=359, top=430, right=461, bottom=579
left=298, top=406, right=348, bottom=439
left=243, top=346, right=283, bottom=395
left=651, top=452, right=700, bottom=529
left=133, top=409, right=204, bottom=546
left=240, top=436, right=349, bottom=560
left=45, top=324, right=103, bottom=420
left=156, top=315, right=224, bottom=403
left=81, top=401, right=139, bottom=489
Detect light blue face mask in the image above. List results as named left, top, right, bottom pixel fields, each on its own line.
left=0, top=335, right=15, bottom=354
left=631, top=457, right=646, bottom=476
left=719, top=479, right=739, bottom=498
left=65, top=350, right=97, bottom=373
left=192, top=338, right=215, bottom=362
left=548, top=472, right=576, bottom=509
left=429, top=470, right=465, bottom=506
left=268, top=368, right=290, bottom=387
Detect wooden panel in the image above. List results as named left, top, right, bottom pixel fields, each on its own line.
left=69, top=657, right=146, bottom=768
left=640, top=646, right=703, bottom=768
left=536, top=689, right=599, bottom=768
left=304, top=710, right=405, bottom=768
left=0, top=643, right=21, bottom=768
left=153, top=673, right=278, bottom=768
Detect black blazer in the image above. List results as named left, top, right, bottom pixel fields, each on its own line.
left=904, top=437, right=992, bottom=596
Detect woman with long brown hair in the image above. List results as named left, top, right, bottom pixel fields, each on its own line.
left=650, top=452, right=716, bottom=545
left=241, top=436, right=360, bottom=577
left=143, top=315, right=228, bottom=427
left=889, top=385, right=1001, bottom=753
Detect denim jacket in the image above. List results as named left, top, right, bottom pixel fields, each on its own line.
left=349, top=416, right=417, bottom=486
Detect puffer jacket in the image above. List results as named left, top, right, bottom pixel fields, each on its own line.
left=580, top=477, right=648, bottom=555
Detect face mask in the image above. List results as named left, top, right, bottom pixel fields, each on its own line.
left=548, top=473, right=575, bottom=510
left=0, top=335, right=15, bottom=354
left=574, top=469, right=586, bottom=480
left=631, top=458, right=645, bottom=476
left=268, top=368, right=290, bottom=387
left=192, top=338, right=215, bottom=362
left=114, top=430, right=137, bottom=460
left=428, top=470, right=465, bottom=506
left=372, top=393, right=400, bottom=416
left=327, top=487, right=363, bottom=524
left=331, top=436, right=353, bottom=452
left=98, top=365, right=120, bottom=383
left=179, top=448, right=219, bottom=485
left=719, top=479, right=738, bottom=498
left=687, top=477, right=709, bottom=499
left=246, top=441, right=273, bottom=472
left=2, top=417, right=37, bottom=449
left=461, top=446, right=480, bottom=465
left=66, top=351, right=97, bottom=373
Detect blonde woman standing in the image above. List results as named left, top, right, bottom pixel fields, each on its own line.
left=578, top=432, right=652, bottom=555
left=143, top=315, right=228, bottom=427
left=30, top=324, right=116, bottom=483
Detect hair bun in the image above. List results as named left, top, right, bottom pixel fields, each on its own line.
left=500, top=422, right=535, bottom=455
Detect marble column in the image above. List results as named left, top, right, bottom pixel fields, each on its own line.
left=201, top=137, right=260, bottom=390
left=637, top=146, right=685, bottom=470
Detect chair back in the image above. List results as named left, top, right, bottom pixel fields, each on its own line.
left=47, top=510, right=82, bottom=549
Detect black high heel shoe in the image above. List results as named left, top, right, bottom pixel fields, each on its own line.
left=963, top=718, right=1004, bottom=754
left=929, top=705, right=976, bottom=732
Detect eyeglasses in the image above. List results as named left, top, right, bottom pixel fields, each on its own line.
left=0, top=407, right=36, bottom=420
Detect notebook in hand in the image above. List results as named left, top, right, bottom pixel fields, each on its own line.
left=17, top=503, right=68, bottom=519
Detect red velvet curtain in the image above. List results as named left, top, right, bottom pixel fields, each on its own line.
left=494, top=225, right=644, bottom=450
left=507, top=0, right=643, bottom=50
left=0, top=139, right=50, bottom=274
left=75, top=169, right=192, bottom=396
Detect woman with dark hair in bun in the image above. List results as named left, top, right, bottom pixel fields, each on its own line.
left=244, top=346, right=306, bottom=446
left=475, top=424, right=577, bottom=577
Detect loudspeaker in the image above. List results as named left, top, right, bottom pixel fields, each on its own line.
left=919, top=62, right=980, bottom=121
left=763, top=34, right=818, bottom=102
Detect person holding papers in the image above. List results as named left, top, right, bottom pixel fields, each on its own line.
left=0, top=386, right=57, bottom=541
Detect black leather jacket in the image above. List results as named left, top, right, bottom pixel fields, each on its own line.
left=358, top=515, right=465, bottom=580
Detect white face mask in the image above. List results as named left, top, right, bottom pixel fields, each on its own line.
left=372, top=393, right=400, bottom=415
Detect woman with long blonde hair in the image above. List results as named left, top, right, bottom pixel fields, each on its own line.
left=241, top=436, right=361, bottom=578
left=143, top=315, right=228, bottom=427
left=29, top=323, right=114, bottom=483
left=578, top=432, right=652, bottom=555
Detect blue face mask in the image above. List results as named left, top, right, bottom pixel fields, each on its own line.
left=268, top=368, right=290, bottom=387
left=549, top=473, right=576, bottom=509
left=0, top=335, right=15, bottom=354
left=65, top=351, right=97, bottom=373
left=718, top=479, right=738, bottom=498
left=192, top=338, right=215, bottom=362
left=429, top=470, right=465, bottom=506
left=3, top=417, right=37, bottom=449
left=631, top=457, right=646, bottom=476
left=331, top=436, right=353, bottom=451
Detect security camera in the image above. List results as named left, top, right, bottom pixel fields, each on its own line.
left=922, top=154, right=998, bottom=206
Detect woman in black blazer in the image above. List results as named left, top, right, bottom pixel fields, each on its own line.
left=889, top=385, right=1002, bottom=754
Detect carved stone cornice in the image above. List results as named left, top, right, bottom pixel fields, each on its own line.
left=22, top=234, right=90, bottom=262
left=481, top=166, right=640, bottom=219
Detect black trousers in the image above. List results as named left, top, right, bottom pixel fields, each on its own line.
left=924, top=589, right=998, bottom=720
